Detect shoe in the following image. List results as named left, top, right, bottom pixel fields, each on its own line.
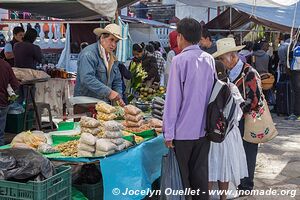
left=285, top=114, right=298, bottom=121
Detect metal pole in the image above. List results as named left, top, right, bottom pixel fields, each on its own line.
left=229, top=6, right=232, bottom=31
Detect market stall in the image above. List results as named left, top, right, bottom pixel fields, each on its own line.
left=0, top=101, right=167, bottom=199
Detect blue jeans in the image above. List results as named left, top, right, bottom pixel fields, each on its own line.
left=238, top=119, right=258, bottom=190
left=0, top=106, right=9, bottom=146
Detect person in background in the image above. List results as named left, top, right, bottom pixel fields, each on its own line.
left=251, top=41, right=271, bottom=74
left=163, top=18, right=215, bottom=200
left=14, top=28, right=42, bottom=69
left=213, top=38, right=263, bottom=195
left=0, top=59, right=20, bottom=146
left=278, top=34, right=290, bottom=79
left=118, top=63, right=132, bottom=104
left=199, top=27, right=217, bottom=55
left=0, top=26, right=25, bottom=67
left=74, top=24, right=125, bottom=106
left=239, top=41, right=253, bottom=64
left=131, top=43, right=160, bottom=86
left=165, top=30, right=181, bottom=86
left=150, top=41, right=166, bottom=86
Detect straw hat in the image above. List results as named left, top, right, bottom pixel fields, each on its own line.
left=93, top=24, right=124, bottom=40
left=212, top=38, right=245, bottom=58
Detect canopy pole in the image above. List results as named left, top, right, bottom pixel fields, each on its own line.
left=229, top=6, right=232, bottom=32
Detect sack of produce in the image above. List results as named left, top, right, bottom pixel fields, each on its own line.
left=96, top=112, right=117, bottom=121
left=37, top=143, right=59, bottom=154
left=152, top=114, right=163, bottom=120
left=152, top=109, right=163, bottom=117
left=11, top=131, right=47, bottom=149
left=124, top=114, right=143, bottom=122
left=124, top=140, right=134, bottom=148
left=103, top=121, right=124, bottom=131
left=148, top=118, right=163, bottom=128
left=80, top=116, right=100, bottom=128
left=94, top=150, right=115, bottom=157
left=95, top=102, right=116, bottom=114
left=96, top=139, right=117, bottom=152
left=81, top=127, right=101, bottom=136
left=116, top=143, right=126, bottom=151
left=103, top=131, right=123, bottom=138
left=77, top=150, right=94, bottom=157
left=124, top=105, right=142, bottom=115
left=80, top=133, right=96, bottom=146
left=153, top=97, right=165, bottom=106
left=110, top=138, right=125, bottom=145
left=123, top=120, right=144, bottom=127
left=12, top=143, right=35, bottom=150
left=152, top=104, right=164, bottom=111
left=78, top=143, right=95, bottom=152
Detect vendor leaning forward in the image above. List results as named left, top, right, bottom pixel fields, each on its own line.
left=74, top=24, right=125, bottom=106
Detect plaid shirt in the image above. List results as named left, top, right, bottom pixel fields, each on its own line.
left=153, top=51, right=166, bottom=75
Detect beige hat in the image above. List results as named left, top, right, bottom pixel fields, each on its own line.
left=212, top=38, right=245, bottom=58
left=93, top=24, right=124, bottom=40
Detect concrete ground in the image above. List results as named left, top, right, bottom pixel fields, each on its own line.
left=237, top=115, right=300, bottom=200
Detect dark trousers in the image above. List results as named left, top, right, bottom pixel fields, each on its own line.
left=238, top=119, right=258, bottom=190
left=173, top=137, right=210, bottom=200
left=0, top=106, right=9, bottom=146
left=290, top=71, right=300, bottom=115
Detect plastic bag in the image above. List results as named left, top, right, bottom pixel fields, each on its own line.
left=160, top=149, right=185, bottom=200
left=80, top=133, right=96, bottom=146
left=149, top=118, right=163, bottom=128
left=153, top=97, right=165, bottom=106
left=81, top=127, right=101, bottom=136
left=80, top=116, right=100, bottom=128
left=103, top=121, right=124, bottom=131
left=103, top=131, right=123, bottom=138
left=8, top=102, right=25, bottom=114
left=37, top=143, right=59, bottom=154
left=74, top=164, right=102, bottom=184
left=124, top=105, right=141, bottom=115
left=0, top=148, right=55, bottom=181
left=110, top=138, right=125, bottom=145
left=123, top=120, right=144, bottom=127
left=124, top=113, right=143, bottom=122
left=95, top=102, right=116, bottom=114
left=78, top=143, right=95, bottom=152
left=94, top=150, right=115, bottom=157
left=11, top=131, right=47, bottom=149
left=96, top=139, right=117, bottom=152
left=116, top=143, right=126, bottom=151
left=77, top=150, right=93, bottom=157
left=96, top=112, right=117, bottom=121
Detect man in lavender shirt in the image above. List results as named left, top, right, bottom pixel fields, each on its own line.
left=163, top=18, right=215, bottom=200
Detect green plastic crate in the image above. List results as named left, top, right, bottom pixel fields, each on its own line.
left=0, top=165, right=72, bottom=200
left=73, top=182, right=103, bottom=200
left=58, top=122, right=76, bottom=131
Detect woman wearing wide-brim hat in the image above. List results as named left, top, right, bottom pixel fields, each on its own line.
left=213, top=38, right=264, bottom=196
left=74, top=23, right=126, bottom=106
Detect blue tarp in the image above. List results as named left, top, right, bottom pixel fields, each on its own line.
left=49, top=135, right=168, bottom=200
left=233, top=3, right=300, bottom=29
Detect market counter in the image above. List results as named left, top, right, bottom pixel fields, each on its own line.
left=1, top=135, right=168, bottom=200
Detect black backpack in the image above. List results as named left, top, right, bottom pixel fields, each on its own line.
left=206, top=78, right=237, bottom=143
